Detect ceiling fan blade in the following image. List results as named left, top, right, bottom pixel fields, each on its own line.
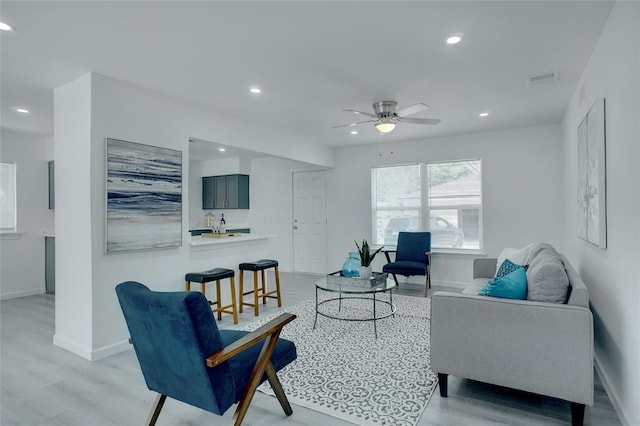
left=343, top=109, right=378, bottom=118
left=399, top=117, right=441, bottom=125
left=396, top=103, right=430, bottom=117
left=333, top=119, right=378, bottom=128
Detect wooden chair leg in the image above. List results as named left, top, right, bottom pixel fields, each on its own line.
left=265, top=361, right=292, bottom=415
left=200, top=282, right=206, bottom=295
left=253, top=271, right=259, bottom=316
left=230, top=276, right=238, bottom=324
left=274, top=266, right=282, bottom=307
left=261, top=270, right=267, bottom=304
left=233, top=332, right=284, bottom=425
left=239, top=271, right=244, bottom=313
left=215, top=280, right=222, bottom=320
left=146, top=393, right=167, bottom=426
left=185, top=281, right=191, bottom=291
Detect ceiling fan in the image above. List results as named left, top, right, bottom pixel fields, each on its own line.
left=334, top=101, right=441, bottom=134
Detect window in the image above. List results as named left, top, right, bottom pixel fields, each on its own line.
left=372, top=160, right=482, bottom=250
left=0, top=162, right=17, bottom=232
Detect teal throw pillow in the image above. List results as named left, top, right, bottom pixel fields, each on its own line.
left=496, top=258, right=527, bottom=278
left=478, top=267, right=528, bottom=300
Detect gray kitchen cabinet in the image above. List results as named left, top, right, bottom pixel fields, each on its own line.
left=202, top=174, right=249, bottom=209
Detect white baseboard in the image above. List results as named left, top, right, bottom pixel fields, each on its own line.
left=53, top=334, right=93, bottom=360
left=53, top=335, right=131, bottom=361
left=594, top=352, right=633, bottom=426
left=0, top=288, right=45, bottom=300
left=91, top=340, right=131, bottom=361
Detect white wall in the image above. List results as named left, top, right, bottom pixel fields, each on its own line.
left=53, top=73, right=333, bottom=360
left=327, top=124, right=565, bottom=286
left=188, top=158, right=251, bottom=229
left=0, top=128, right=55, bottom=299
left=561, top=2, right=639, bottom=425
left=250, top=157, right=322, bottom=272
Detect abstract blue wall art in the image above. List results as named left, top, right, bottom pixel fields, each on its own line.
left=106, top=138, right=182, bottom=253
left=577, top=98, right=607, bottom=248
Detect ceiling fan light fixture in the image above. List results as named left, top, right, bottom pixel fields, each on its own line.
left=375, top=117, right=396, bottom=133
left=375, top=122, right=396, bottom=133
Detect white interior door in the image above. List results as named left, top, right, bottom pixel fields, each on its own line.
left=292, top=170, right=327, bottom=273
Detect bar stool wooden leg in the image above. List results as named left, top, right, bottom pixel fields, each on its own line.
left=229, top=276, right=238, bottom=324
left=215, top=280, right=222, bottom=320
left=239, top=271, right=244, bottom=313
left=261, top=270, right=267, bottom=304
left=185, top=281, right=191, bottom=291
left=253, top=271, right=259, bottom=316
left=200, top=283, right=206, bottom=295
left=274, top=266, right=282, bottom=307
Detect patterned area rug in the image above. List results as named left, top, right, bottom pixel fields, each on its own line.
left=241, top=294, right=437, bottom=426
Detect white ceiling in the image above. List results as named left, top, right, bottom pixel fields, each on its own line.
left=1, top=1, right=614, bottom=150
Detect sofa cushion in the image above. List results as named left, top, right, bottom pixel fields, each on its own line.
left=526, top=251, right=569, bottom=303
left=464, top=278, right=488, bottom=295
left=496, top=259, right=527, bottom=278
left=496, top=244, right=533, bottom=276
left=478, top=267, right=528, bottom=300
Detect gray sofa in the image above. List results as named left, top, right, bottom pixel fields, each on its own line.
left=430, top=245, right=593, bottom=425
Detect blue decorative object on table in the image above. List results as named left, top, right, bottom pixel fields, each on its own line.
left=342, top=252, right=361, bottom=277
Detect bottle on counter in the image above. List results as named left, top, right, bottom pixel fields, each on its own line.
left=205, top=212, right=214, bottom=228
left=220, top=213, right=226, bottom=233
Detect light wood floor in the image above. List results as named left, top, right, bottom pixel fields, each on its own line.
left=1, top=272, right=621, bottom=425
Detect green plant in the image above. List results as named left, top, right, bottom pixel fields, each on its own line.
left=355, top=239, right=384, bottom=267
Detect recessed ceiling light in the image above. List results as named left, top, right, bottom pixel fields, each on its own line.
left=0, top=22, right=13, bottom=32
left=250, top=87, right=261, bottom=94
left=350, top=130, right=358, bottom=135
left=446, top=34, right=463, bottom=45
left=479, top=112, right=489, bottom=117
left=14, top=107, right=30, bottom=114
left=218, top=147, right=226, bottom=152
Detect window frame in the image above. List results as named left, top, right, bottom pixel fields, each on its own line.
left=0, top=161, right=18, bottom=233
left=371, top=159, right=483, bottom=253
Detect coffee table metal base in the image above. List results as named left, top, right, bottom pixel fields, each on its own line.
left=313, top=289, right=395, bottom=338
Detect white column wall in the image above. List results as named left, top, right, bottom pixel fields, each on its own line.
left=327, top=124, right=565, bottom=286
left=53, top=73, right=333, bottom=360
left=53, top=74, right=94, bottom=357
left=561, top=2, right=640, bottom=425
left=250, top=157, right=322, bottom=272
left=0, top=129, right=54, bottom=299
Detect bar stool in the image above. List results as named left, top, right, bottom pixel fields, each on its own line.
left=185, top=268, right=238, bottom=324
left=238, top=259, right=282, bottom=316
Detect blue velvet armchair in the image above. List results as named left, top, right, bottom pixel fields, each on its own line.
left=115, top=281, right=297, bottom=426
left=382, top=231, right=431, bottom=296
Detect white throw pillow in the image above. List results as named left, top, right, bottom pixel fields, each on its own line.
left=496, top=244, right=534, bottom=276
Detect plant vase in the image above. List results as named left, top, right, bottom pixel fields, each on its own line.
left=359, top=265, right=373, bottom=280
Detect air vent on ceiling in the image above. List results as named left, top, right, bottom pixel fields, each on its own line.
left=526, top=70, right=558, bottom=87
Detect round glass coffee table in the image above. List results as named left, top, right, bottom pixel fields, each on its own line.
left=313, top=276, right=396, bottom=338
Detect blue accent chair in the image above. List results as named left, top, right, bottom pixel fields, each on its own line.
left=115, top=281, right=297, bottom=426
left=382, top=231, right=431, bottom=296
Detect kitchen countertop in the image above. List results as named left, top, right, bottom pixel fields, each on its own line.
left=190, top=233, right=275, bottom=247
